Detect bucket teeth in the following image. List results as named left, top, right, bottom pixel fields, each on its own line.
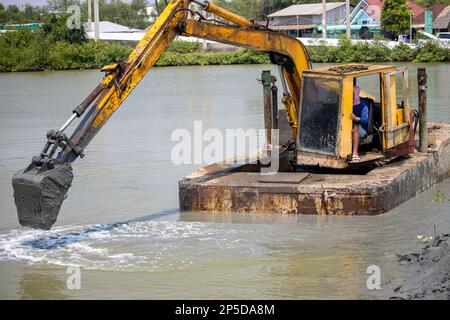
left=12, top=163, right=73, bottom=230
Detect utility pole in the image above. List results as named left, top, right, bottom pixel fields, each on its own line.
left=322, top=0, right=327, bottom=39
left=410, top=12, right=413, bottom=44
left=87, top=0, right=92, bottom=33
left=345, top=0, right=351, bottom=39
left=202, top=12, right=208, bottom=51
left=94, top=0, right=100, bottom=41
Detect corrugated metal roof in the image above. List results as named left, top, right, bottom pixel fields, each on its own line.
left=270, top=24, right=316, bottom=31
left=433, top=5, right=450, bottom=29
left=268, top=2, right=346, bottom=18
left=87, top=21, right=142, bottom=33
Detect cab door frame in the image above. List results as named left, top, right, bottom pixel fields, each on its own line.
left=380, top=67, right=411, bottom=151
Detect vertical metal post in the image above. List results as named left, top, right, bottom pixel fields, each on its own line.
left=94, top=0, right=100, bottom=41
left=202, top=11, right=208, bottom=51
left=322, top=0, right=327, bottom=39
left=271, top=78, right=279, bottom=132
left=296, top=15, right=299, bottom=38
left=418, top=68, right=428, bottom=153
left=409, top=13, right=413, bottom=44
left=88, top=0, right=92, bottom=32
left=345, top=0, right=351, bottom=39
left=262, top=71, right=273, bottom=146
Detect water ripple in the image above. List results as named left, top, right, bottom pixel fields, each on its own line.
left=0, top=211, right=276, bottom=272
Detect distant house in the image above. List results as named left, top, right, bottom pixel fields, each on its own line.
left=413, top=4, right=449, bottom=33
left=360, top=0, right=423, bottom=22
left=433, top=5, right=450, bottom=32
left=268, top=2, right=348, bottom=37
left=319, top=0, right=381, bottom=39
left=349, top=0, right=380, bottom=25
left=343, top=0, right=424, bottom=39
left=407, top=0, right=425, bottom=19
left=343, top=0, right=423, bottom=38
left=363, top=0, right=382, bottom=23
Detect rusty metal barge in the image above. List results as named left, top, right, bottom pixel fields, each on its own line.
left=179, top=67, right=450, bottom=216
left=179, top=123, right=450, bottom=216
left=179, top=66, right=449, bottom=216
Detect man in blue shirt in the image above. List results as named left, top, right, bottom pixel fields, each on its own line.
left=351, top=85, right=369, bottom=161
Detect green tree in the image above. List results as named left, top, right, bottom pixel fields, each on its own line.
left=381, top=0, right=411, bottom=36
left=3, top=5, right=21, bottom=24
left=47, top=0, right=80, bottom=12
left=42, top=12, right=86, bottom=43
left=23, top=4, right=40, bottom=22
left=0, top=4, right=47, bottom=24
left=80, top=0, right=150, bottom=30
left=0, top=4, right=6, bottom=24
left=129, top=0, right=150, bottom=29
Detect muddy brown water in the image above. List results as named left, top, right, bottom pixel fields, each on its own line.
left=0, top=63, right=449, bottom=299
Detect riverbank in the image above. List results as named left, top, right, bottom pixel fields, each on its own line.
left=392, top=234, right=450, bottom=299
left=1, top=29, right=449, bottom=72
left=157, top=39, right=450, bottom=67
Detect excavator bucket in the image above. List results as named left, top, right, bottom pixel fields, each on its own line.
left=12, top=163, right=73, bottom=230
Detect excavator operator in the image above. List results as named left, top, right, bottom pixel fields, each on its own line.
left=350, top=80, right=369, bottom=161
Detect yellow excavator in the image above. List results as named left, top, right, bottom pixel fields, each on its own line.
left=11, top=0, right=416, bottom=230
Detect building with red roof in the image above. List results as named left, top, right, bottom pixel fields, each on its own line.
left=407, top=0, right=425, bottom=19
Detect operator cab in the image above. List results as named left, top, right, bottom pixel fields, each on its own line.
left=296, top=64, right=415, bottom=169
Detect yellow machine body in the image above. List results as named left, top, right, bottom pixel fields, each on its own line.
left=296, top=65, right=414, bottom=169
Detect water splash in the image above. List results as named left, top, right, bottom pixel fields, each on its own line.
left=22, top=222, right=127, bottom=250
left=0, top=211, right=277, bottom=272
left=21, top=209, right=180, bottom=250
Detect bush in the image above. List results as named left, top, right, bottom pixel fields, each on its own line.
left=305, top=39, right=449, bottom=64
left=166, top=41, right=201, bottom=54
left=0, top=29, right=52, bottom=71
left=1, top=34, right=449, bottom=72
left=414, top=41, right=450, bottom=63
left=390, top=42, right=415, bottom=61
left=96, top=43, right=132, bottom=66
left=155, top=48, right=269, bottom=67
left=365, top=40, right=393, bottom=62
left=308, top=40, right=336, bottom=63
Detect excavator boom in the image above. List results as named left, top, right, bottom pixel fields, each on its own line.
left=12, top=0, right=311, bottom=230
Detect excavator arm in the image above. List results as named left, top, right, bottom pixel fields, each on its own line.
left=12, top=0, right=311, bottom=230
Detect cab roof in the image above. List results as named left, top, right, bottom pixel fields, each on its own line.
left=305, top=64, right=396, bottom=77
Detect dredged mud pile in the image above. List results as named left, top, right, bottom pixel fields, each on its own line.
left=392, top=234, right=450, bottom=300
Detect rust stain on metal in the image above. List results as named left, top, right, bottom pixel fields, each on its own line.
left=258, top=172, right=309, bottom=184
left=328, top=64, right=369, bottom=74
